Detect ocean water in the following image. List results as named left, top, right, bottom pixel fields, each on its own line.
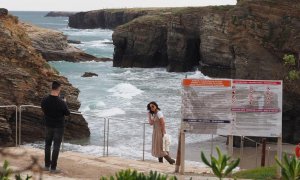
left=12, top=11, right=212, bottom=163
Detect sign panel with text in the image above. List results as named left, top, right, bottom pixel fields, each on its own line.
left=181, top=79, right=282, bottom=137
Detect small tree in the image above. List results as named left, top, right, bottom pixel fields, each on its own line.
left=201, top=146, right=240, bottom=180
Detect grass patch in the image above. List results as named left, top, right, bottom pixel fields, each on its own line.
left=232, top=166, right=277, bottom=180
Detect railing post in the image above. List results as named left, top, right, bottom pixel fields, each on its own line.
left=210, top=134, right=213, bottom=156
left=240, top=136, right=244, bottom=159
left=15, top=106, right=18, bottom=147
left=106, top=118, right=109, bottom=157
left=261, top=138, right=266, bottom=167
left=19, top=106, right=22, bottom=146
left=255, top=142, right=258, bottom=167
left=143, top=123, right=146, bottom=161
left=103, top=118, right=106, bottom=157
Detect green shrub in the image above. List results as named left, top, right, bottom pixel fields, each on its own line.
left=287, top=70, right=300, bottom=81
left=0, top=160, right=12, bottom=180
left=283, top=54, right=299, bottom=81
left=100, top=169, right=177, bottom=180
left=0, top=160, right=32, bottom=180
left=283, top=54, right=296, bottom=66
left=275, top=153, right=300, bottom=180
left=201, top=146, right=240, bottom=180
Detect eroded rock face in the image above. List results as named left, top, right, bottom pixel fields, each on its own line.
left=69, top=9, right=149, bottom=29
left=113, top=15, right=169, bottom=68
left=21, top=23, right=109, bottom=62
left=112, top=1, right=300, bottom=143
left=0, top=13, right=90, bottom=146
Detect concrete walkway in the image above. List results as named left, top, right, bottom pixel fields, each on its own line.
left=0, top=147, right=242, bottom=180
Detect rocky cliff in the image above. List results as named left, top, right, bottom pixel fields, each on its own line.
left=0, top=11, right=90, bottom=146
left=22, top=23, right=110, bottom=62
left=112, top=0, right=300, bottom=143
left=69, top=9, right=154, bottom=29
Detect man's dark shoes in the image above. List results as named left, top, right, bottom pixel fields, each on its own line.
left=50, top=168, right=62, bottom=174
left=42, top=166, right=50, bottom=171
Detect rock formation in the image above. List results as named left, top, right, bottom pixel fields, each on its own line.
left=45, top=11, right=76, bottom=17
left=69, top=9, right=152, bottom=29
left=112, top=0, right=300, bottom=143
left=81, top=72, right=98, bottom=77
left=21, top=23, right=110, bottom=62
left=70, top=0, right=300, bottom=143
left=0, top=11, right=90, bottom=146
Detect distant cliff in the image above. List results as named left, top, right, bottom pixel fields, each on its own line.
left=45, top=11, right=76, bottom=17
left=0, top=10, right=90, bottom=146
left=68, top=9, right=155, bottom=29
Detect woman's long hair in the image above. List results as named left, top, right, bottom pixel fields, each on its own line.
left=147, top=101, right=161, bottom=114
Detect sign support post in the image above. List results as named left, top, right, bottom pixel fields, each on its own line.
left=228, top=135, right=233, bottom=156
left=277, top=136, right=282, bottom=178
left=179, top=131, right=185, bottom=175
left=175, top=132, right=181, bottom=173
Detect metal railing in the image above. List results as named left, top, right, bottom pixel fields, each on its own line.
left=2, top=105, right=293, bottom=166
left=19, top=105, right=109, bottom=156
left=0, top=105, right=18, bottom=147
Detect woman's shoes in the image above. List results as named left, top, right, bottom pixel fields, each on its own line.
left=164, top=155, right=175, bottom=165
left=158, top=157, right=163, bottom=163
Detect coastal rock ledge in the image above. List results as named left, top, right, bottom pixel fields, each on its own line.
left=22, top=23, right=110, bottom=62
left=0, top=10, right=90, bottom=146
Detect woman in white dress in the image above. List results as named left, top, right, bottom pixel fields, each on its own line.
left=147, top=102, right=175, bottom=164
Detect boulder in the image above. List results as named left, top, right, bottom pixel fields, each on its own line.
left=81, top=72, right=98, bottom=77
left=0, top=8, right=8, bottom=16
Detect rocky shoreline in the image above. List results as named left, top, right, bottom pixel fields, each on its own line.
left=21, top=22, right=111, bottom=62
left=0, top=10, right=90, bottom=146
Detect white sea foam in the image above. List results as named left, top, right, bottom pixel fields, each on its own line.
left=96, top=107, right=125, bottom=117
left=107, top=83, right=143, bottom=99
left=188, top=69, right=210, bottom=79
left=81, top=106, right=91, bottom=113
left=62, top=28, right=113, bottom=36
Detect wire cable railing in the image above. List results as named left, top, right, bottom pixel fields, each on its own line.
left=2, top=104, right=296, bottom=167
left=0, top=105, right=18, bottom=147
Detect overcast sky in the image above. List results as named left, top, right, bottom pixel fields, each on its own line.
left=2, top=0, right=237, bottom=11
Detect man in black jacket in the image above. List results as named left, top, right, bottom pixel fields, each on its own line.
left=41, top=81, right=70, bottom=173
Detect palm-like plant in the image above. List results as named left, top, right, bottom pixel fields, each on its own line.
left=201, top=146, right=240, bottom=180
left=275, top=153, right=300, bottom=180
left=0, top=160, right=12, bottom=180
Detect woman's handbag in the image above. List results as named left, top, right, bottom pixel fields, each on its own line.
left=163, top=134, right=171, bottom=152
